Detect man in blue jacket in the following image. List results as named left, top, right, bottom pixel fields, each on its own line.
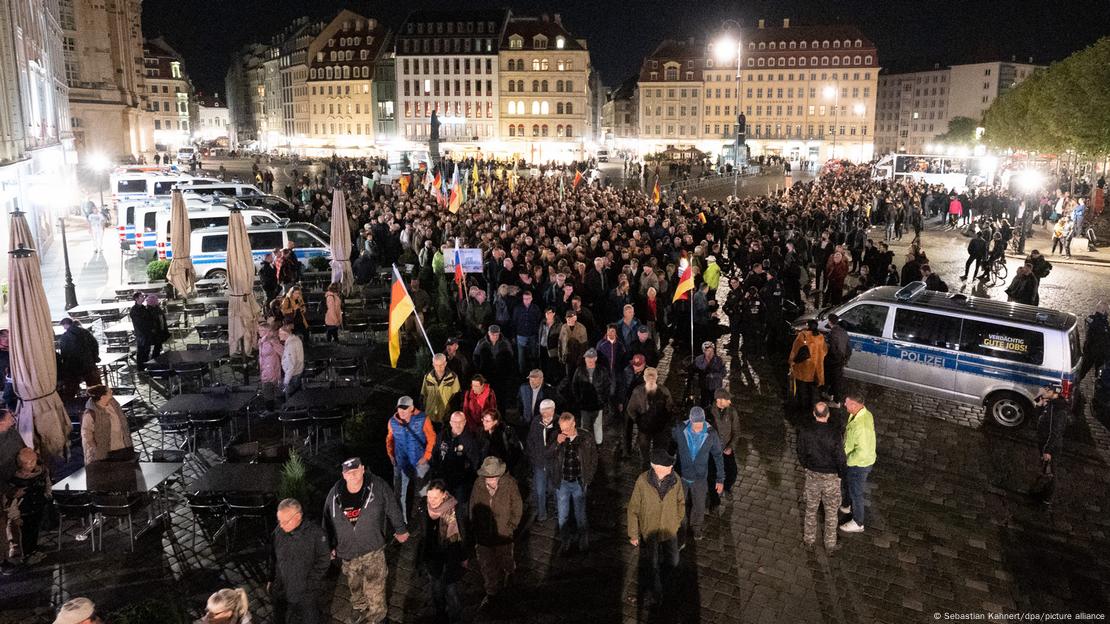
left=672, top=406, right=724, bottom=541
left=511, top=290, right=543, bottom=373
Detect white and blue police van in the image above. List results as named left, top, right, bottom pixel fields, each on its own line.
left=190, top=222, right=331, bottom=279
left=802, top=282, right=1081, bottom=426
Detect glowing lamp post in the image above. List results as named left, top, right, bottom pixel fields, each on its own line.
left=713, top=25, right=744, bottom=196
left=823, top=85, right=838, bottom=159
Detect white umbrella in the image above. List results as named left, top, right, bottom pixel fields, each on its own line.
left=329, top=188, right=353, bottom=295
left=227, top=210, right=260, bottom=356
left=166, top=190, right=196, bottom=297
left=7, top=212, right=70, bottom=458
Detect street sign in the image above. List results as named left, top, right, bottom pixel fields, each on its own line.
left=443, top=248, right=483, bottom=273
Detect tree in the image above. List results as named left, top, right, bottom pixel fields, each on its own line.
left=933, top=116, right=979, bottom=144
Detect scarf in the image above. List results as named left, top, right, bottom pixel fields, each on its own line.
left=428, top=494, right=461, bottom=542
left=684, top=422, right=708, bottom=463
left=472, top=384, right=491, bottom=409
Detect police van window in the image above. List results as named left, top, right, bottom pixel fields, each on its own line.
left=201, top=235, right=228, bottom=253
left=153, top=181, right=176, bottom=195
left=143, top=212, right=157, bottom=231
left=1067, top=325, right=1081, bottom=368
left=959, top=320, right=1044, bottom=365
left=893, top=309, right=962, bottom=349
left=248, top=231, right=284, bottom=250
left=836, top=304, right=888, bottom=337
left=125, top=206, right=135, bottom=225
left=288, top=229, right=325, bottom=248
left=250, top=215, right=277, bottom=225
left=117, top=179, right=147, bottom=194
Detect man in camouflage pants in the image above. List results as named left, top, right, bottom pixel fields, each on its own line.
left=324, top=458, right=409, bottom=623
left=795, top=402, right=847, bottom=551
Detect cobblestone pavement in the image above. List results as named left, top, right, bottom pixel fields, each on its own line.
left=4, top=217, right=1110, bottom=623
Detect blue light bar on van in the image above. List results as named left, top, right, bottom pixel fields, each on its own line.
left=895, top=281, right=927, bottom=301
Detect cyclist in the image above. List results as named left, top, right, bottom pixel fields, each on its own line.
left=979, top=232, right=1006, bottom=281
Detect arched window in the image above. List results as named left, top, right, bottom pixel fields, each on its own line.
left=844, top=40, right=852, bottom=48
left=833, top=40, right=841, bottom=48
left=822, top=40, right=829, bottom=49
left=811, top=56, right=818, bottom=66
left=325, top=66, right=333, bottom=79
left=516, top=124, right=523, bottom=136
left=853, top=56, right=861, bottom=65
left=532, top=80, right=539, bottom=91
left=541, top=124, right=549, bottom=137
left=541, top=80, right=548, bottom=92
left=556, top=80, right=563, bottom=92
left=508, top=125, right=515, bottom=136
left=565, top=102, right=573, bottom=114
left=854, top=39, right=862, bottom=47
left=778, top=58, right=786, bottom=67
left=532, top=124, right=539, bottom=137
left=508, top=81, right=515, bottom=93
left=532, top=59, right=540, bottom=71
left=758, top=42, right=765, bottom=50
left=831, top=56, right=840, bottom=66
left=556, top=102, right=564, bottom=114
left=541, top=101, right=549, bottom=114
left=516, top=80, right=523, bottom=91
left=799, top=58, right=806, bottom=67
left=757, top=58, right=765, bottom=67
left=747, top=58, right=754, bottom=67
left=821, top=57, right=829, bottom=66
left=531, top=101, right=539, bottom=115
left=565, top=124, right=573, bottom=137
left=769, top=42, right=776, bottom=50
left=516, top=100, right=524, bottom=112
left=864, top=55, right=872, bottom=65
left=748, top=42, right=755, bottom=50
left=565, top=80, right=573, bottom=92
left=507, top=101, right=516, bottom=114
left=800, top=41, right=807, bottom=49
left=788, top=57, right=796, bottom=66
left=343, top=66, right=351, bottom=79
left=789, top=41, right=796, bottom=49
left=557, top=124, right=564, bottom=137
left=843, top=56, right=850, bottom=65
left=310, top=68, right=317, bottom=79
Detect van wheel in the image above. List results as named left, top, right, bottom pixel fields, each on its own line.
left=985, top=392, right=1030, bottom=427
left=205, top=269, right=227, bottom=280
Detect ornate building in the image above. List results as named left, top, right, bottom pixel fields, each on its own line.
left=142, top=36, right=194, bottom=151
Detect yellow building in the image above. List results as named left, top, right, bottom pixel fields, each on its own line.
left=637, top=38, right=705, bottom=153
left=498, top=14, right=590, bottom=162
left=305, top=10, right=389, bottom=153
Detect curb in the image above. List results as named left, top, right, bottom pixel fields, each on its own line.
left=1003, top=252, right=1110, bottom=268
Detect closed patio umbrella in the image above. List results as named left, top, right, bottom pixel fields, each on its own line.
left=8, top=208, right=33, bottom=251
left=166, top=190, right=196, bottom=297
left=7, top=211, right=70, bottom=458
left=227, top=209, right=259, bottom=356
left=329, top=188, right=353, bottom=295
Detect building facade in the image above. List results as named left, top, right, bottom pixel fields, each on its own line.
left=224, top=43, right=267, bottom=149
left=304, top=10, right=389, bottom=154
left=395, top=9, right=508, bottom=151
left=194, top=93, right=229, bottom=143
left=142, top=36, right=194, bottom=151
left=0, top=0, right=78, bottom=270
left=61, top=0, right=152, bottom=161
left=637, top=38, right=705, bottom=153
left=601, top=74, right=638, bottom=147
left=875, top=60, right=1040, bottom=155
left=498, top=13, right=589, bottom=161
left=278, top=17, right=324, bottom=148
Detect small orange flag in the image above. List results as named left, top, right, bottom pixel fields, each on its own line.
left=672, top=261, right=694, bottom=303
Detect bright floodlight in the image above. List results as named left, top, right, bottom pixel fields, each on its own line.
left=853, top=103, right=866, bottom=115
left=823, top=86, right=836, bottom=99
left=714, top=37, right=737, bottom=63
left=1017, top=169, right=1043, bottom=192
left=88, top=153, right=111, bottom=173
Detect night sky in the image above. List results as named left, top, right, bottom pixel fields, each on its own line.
left=144, top=0, right=1110, bottom=95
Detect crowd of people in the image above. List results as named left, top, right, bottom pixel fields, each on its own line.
left=30, top=152, right=1107, bottom=622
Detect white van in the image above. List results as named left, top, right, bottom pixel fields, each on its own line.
left=191, top=222, right=331, bottom=278
left=175, top=181, right=264, bottom=198
left=110, top=169, right=217, bottom=208
left=154, top=205, right=283, bottom=258
left=177, top=146, right=197, bottom=164
left=119, top=194, right=227, bottom=250
left=803, top=282, right=1081, bottom=426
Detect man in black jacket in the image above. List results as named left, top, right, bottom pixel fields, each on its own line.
left=960, top=232, right=988, bottom=281
left=431, top=412, right=484, bottom=510
left=1079, top=301, right=1110, bottom=381
left=796, top=402, right=847, bottom=551
left=270, top=498, right=331, bottom=624
left=1033, top=385, right=1069, bottom=504
left=57, top=319, right=101, bottom=400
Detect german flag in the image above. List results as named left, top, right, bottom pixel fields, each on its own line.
left=447, top=168, right=461, bottom=213
left=672, top=260, right=694, bottom=303
left=697, top=211, right=707, bottom=224
left=388, top=266, right=416, bottom=368
left=572, top=170, right=583, bottom=189
left=652, top=176, right=661, bottom=204
left=398, top=174, right=411, bottom=195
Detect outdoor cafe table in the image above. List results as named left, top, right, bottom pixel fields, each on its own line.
left=184, top=296, right=229, bottom=307
left=282, top=386, right=372, bottom=410
left=188, top=463, right=281, bottom=494
left=305, top=343, right=368, bottom=362
left=115, top=282, right=168, bottom=295
left=196, top=315, right=229, bottom=329
left=149, top=347, right=229, bottom=368
left=53, top=461, right=183, bottom=540
left=66, top=301, right=131, bottom=315
left=157, top=391, right=257, bottom=416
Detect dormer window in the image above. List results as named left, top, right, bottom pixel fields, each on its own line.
left=854, top=39, right=862, bottom=47
left=509, top=35, right=523, bottom=49
left=769, top=42, right=776, bottom=50
left=533, top=35, right=547, bottom=49
left=555, top=36, right=565, bottom=49
left=758, top=42, right=765, bottom=50
left=833, top=40, right=841, bottom=48
left=800, top=41, right=807, bottom=49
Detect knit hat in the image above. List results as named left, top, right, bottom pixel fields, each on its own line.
left=689, top=406, right=706, bottom=423
left=53, top=598, right=95, bottom=624
left=650, top=449, right=674, bottom=467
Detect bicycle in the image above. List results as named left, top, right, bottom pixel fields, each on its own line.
left=983, top=257, right=1008, bottom=283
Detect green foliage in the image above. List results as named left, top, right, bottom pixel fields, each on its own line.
left=108, top=597, right=190, bottom=624
left=278, top=449, right=310, bottom=504
left=984, top=37, right=1110, bottom=155
left=308, top=255, right=331, bottom=271
left=345, top=409, right=374, bottom=451
left=146, top=259, right=170, bottom=282
left=934, top=116, right=979, bottom=144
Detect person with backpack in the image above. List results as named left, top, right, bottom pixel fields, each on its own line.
left=788, top=320, right=827, bottom=415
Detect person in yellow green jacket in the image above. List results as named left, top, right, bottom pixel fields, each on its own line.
left=702, top=256, right=721, bottom=299
left=420, top=354, right=461, bottom=424
left=840, top=393, right=876, bottom=533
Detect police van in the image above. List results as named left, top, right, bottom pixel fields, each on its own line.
left=191, top=222, right=331, bottom=279
left=807, top=282, right=1081, bottom=427
left=155, top=205, right=284, bottom=259
left=175, top=181, right=264, bottom=198
left=110, top=168, right=217, bottom=208
left=117, top=195, right=226, bottom=250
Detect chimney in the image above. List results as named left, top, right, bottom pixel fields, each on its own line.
left=553, top=13, right=562, bottom=25
left=758, top=19, right=765, bottom=29
left=1028, top=56, right=1033, bottom=64
left=783, top=18, right=790, bottom=28
left=1011, top=54, right=1015, bottom=62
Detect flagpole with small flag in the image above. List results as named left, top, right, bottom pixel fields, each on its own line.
left=673, top=256, right=695, bottom=353
left=389, top=264, right=434, bottom=367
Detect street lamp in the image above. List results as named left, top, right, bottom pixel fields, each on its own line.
left=88, top=153, right=111, bottom=211
left=57, top=214, right=78, bottom=310
left=713, top=22, right=745, bottom=196
left=823, top=85, right=839, bottom=160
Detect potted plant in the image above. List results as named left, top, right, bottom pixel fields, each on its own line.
left=146, top=259, right=170, bottom=282
left=308, top=255, right=331, bottom=272
left=278, top=449, right=310, bottom=505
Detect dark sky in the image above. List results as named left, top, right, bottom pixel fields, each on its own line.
left=144, top=0, right=1110, bottom=95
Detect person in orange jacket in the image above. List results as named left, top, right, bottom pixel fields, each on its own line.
left=386, top=395, right=436, bottom=522
left=789, top=319, right=828, bottom=414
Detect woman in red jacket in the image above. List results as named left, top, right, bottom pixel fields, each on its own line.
left=461, top=374, right=498, bottom=432
left=825, top=251, right=850, bottom=306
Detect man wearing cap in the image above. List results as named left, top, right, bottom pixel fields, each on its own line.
left=469, top=456, right=523, bottom=608
left=444, top=337, right=471, bottom=384
left=707, top=388, right=740, bottom=500
left=629, top=324, right=660, bottom=368
left=525, top=400, right=559, bottom=523
left=626, top=449, right=685, bottom=606
left=839, top=393, right=876, bottom=533
left=323, top=457, right=408, bottom=624
left=625, top=367, right=675, bottom=469
left=53, top=597, right=99, bottom=624
left=671, top=406, right=724, bottom=541
left=558, top=310, right=589, bottom=378
left=420, top=354, right=461, bottom=425
left=431, top=411, right=484, bottom=511
left=797, top=402, right=847, bottom=551
left=473, top=324, right=517, bottom=404
left=517, top=369, right=554, bottom=431
left=554, top=411, right=597, bottom=554
left=387, top=396, right=436, bottom=522
left=570, top=348, right=610, bottom=445
left=693, top=341, right=726, bottom=408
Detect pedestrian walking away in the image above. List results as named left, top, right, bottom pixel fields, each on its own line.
left=840, top=393, right=876, bottom=533
left=797, top=402, right=847, bottom=551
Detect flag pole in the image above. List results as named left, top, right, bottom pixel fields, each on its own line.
left=689, top=287, right=695, bottom=356
left=393, top=263, right=435, bottom=353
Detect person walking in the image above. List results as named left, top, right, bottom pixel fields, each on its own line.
left=692, top=341, right=726, bottom=408
left=257, top=322, right=284, bottom=407
left=1079, top=301, right=1110, bottom=381
left=797, top=402, right=847, bottom=551
left=570, top=348, right=610, bottom=445
left=420, top=354, right=461, bottom=426
left=788, top=320, right=827, bottom=415
left=322, top=457, right=409, bottom=624
left=269, top=498, right=330, bottom=624
left=386, top=396, right=435, bottom=522
left=960, top=231, right=988, bottom=281
left=706, top=388, right=739, bottom=501
left=839, top=393, right=876, bottom=533
left=57, top=319, right=101, bottom=401
left=626, top=449, right=685, bottom=607
left=430, top=411, right=484, bottom=511
left=553, top=412, right=598, bottom=554
left=278, top=324, right=304, bottom=399
left=671, top=406, right=724, bottom=541
left=418, top=480, right=468, bottom=624
left=625, top=367, right=675, bottom=470
left=86, top=206, right=106, bottom=254
left=324, top=283, right=343, bottom=342
left=1032, top=384, right=1069, bottom=504
left=525, top=400, right=559, bottom=523
left=823, top=314, right=851, bottom=406
left=469, top=456, right=522, bottom=610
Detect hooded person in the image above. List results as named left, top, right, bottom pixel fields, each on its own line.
left=671, top=406, right=724, bottom=541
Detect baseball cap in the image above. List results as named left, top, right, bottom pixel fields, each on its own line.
left=689, top=406, right=706, bottom=423
left=54, top=598, right=95, bottom=624
left=650, top=449, right=674, bottom=467
left=701, top=340, right=715, bottom=351
left=539, top=399, right=556, bottom=411
left=445, top=336, right=459, bottom=346
left=396, top=396, right=414, bottom=408
left=637, top=325, right=650, bottom=334
left=341, top=457, right=362, bottom=472
left=488, top=324, right=501, bottom=334
left=584, top=348, right=598, bottom=358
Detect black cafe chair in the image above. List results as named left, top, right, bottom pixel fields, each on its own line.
left=224, top=494, right=272, bottom=549
left=186, top=491, right=228, bottom=551
left=92, top=493, right=146, bottom=553
left=53, top=492, right=96, bottom=553
left=278, top=408, right=313, bottom=448
left=312, top=407, right=347, bottom=452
